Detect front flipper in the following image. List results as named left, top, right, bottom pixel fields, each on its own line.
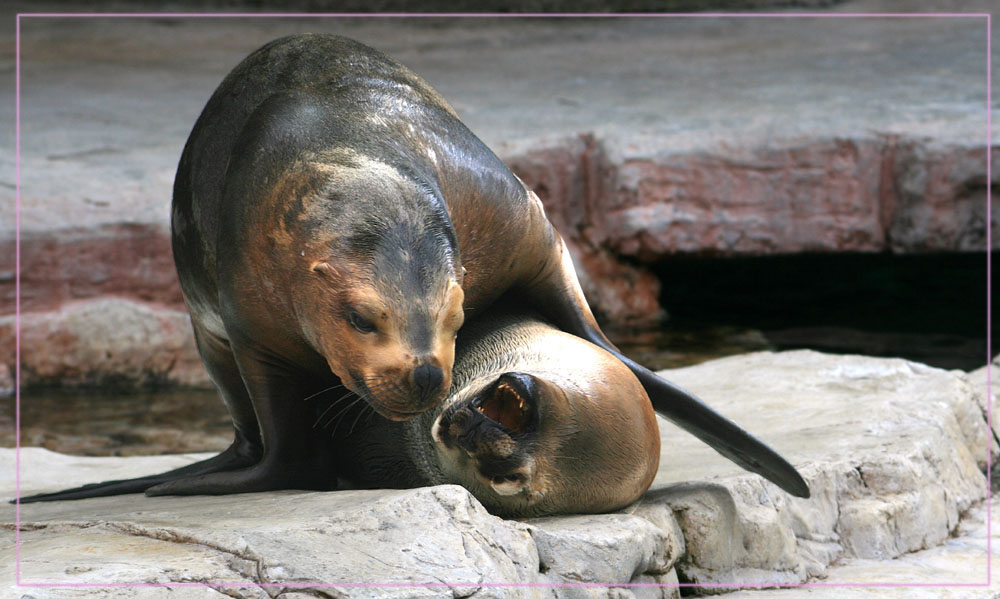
left=15, top=438, right=261, bottom=503
left=527, top=234, right=810, bottom=498
left=142, top=344, right=339, bottom=497
left=145, top=457, right=337, bottom=496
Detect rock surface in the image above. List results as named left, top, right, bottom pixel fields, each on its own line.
left=0, top=298, right=209, bottom=389
left=965, top=356, right=999, bottom=454
left=3, top=450, right=684, bottom=598
left=2, top=350, right=992, bottom=596
left=722, top=495, right=999, bottom=598
left=649, top=350, right=992, bottom=586
left=1, top=6, right=995, bottom=390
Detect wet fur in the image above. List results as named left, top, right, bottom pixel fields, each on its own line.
left=19, top=34, right=808, bottom=503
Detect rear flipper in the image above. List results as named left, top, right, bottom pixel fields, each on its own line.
left=529, top=233, right=810, bottom=498
left=575, top=321, right=809, bottom=497
left=14, top=439, right=261, bottom=504
left=615, top=352, right=810, bottom=498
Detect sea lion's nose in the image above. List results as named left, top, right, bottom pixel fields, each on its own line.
left=413, top=362, right=444, bottom=402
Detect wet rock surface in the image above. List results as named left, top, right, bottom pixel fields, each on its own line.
left=2, top=350, right=993, bottom=596
left=0, top=387, right=230, bottom=457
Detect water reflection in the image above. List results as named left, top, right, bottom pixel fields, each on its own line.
left=0, top=388, right=231, bottom=456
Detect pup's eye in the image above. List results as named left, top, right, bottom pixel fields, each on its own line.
left=348, top=311, right=376, bottom=334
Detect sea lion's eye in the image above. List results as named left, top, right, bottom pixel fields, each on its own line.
left=348, top=311, right=376, bottom=334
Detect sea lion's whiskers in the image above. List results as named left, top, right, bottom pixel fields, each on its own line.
left=356, top=377, right=394, bottom=399
left=323, top=377, right=391, bottom=434
left=348, top=403, right=375, bottom=436
left=312, top=398, right=343, bottom=429
left=316, top=385, right=372, bottom=431
left=301, top=383, right=347, bottom=402
left=321, top=384, right=384, bottom=430
left=324, top=396, right=365, bottom=433
left=314, top=386, right=369, bottom=430
left=330, top=396, right=375, bottom=437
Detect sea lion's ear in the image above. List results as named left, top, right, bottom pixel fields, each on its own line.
left=312, top=261, right=334, bottom=274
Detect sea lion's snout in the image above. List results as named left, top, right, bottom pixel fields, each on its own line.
left=435, top=372, right=539, bottom=454
left=431, top=373, right=540, bottom=500
left=447, top=406, right=518, bottom=457
left=411, top=361, right=445, bottom=403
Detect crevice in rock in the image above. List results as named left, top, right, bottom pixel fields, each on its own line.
left=0, top=522, right=50, bottom=532
left=99, top=522, right=268, bottom=588
left=215, top=587, right=259, bottom=599
left=273, top=589, right=343, bottom=599
left=853, top=466, right=868, bottom=489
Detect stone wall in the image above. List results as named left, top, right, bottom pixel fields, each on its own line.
left=505, top=134, right=997, bottom=327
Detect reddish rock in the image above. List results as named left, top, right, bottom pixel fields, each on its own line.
left=600, top=138, right=888, bottom=258
left=0, top=224, right=184, bottom=318
left=0, top=298, right=209, bottom=390
left=505, top=135, right=665, bottom=327
left=512, top=136, right=997, bottom=264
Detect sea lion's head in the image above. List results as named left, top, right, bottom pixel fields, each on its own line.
left=431, top=367, right=660, bottom=518
left=295, top=153, right=465, bottom=420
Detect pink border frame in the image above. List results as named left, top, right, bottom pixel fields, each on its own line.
left=11, top=11, right=994, bottom=592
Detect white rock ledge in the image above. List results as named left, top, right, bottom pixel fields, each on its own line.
left=649, top=350, right=992, bottom=587
left=2, top=350, right=993, bottom=598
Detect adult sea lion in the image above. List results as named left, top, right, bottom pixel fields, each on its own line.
left=20, top=34, right=808, bottom=503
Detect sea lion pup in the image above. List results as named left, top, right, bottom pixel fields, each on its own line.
left=334, top=310, right=661, bottom=517
left=19, top=34, right=807, bottom=503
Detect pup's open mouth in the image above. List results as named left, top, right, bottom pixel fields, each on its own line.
left=474, top=373, right=534, bottom=434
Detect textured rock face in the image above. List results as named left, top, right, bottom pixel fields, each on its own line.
left=0, top=298, right=209, bottom=389
left=722, top=495, right=999, bottom=598
left=964, top=357, right=998, bottom=450
left=3, top=450, right=684, bottom=598
left=648, top=350, right=992, bottom=587
left=3, top=350, right=992, bottom=596
left=514, top=137, right=996, bottom=263
left=3, top=225, right=183, bottom=317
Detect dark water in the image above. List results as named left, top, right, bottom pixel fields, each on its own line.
left=648, top=251, right=991, bottom=372
left=2, top=252, right=990, bottom=457
left=1, top=388, right=232, bottom=456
